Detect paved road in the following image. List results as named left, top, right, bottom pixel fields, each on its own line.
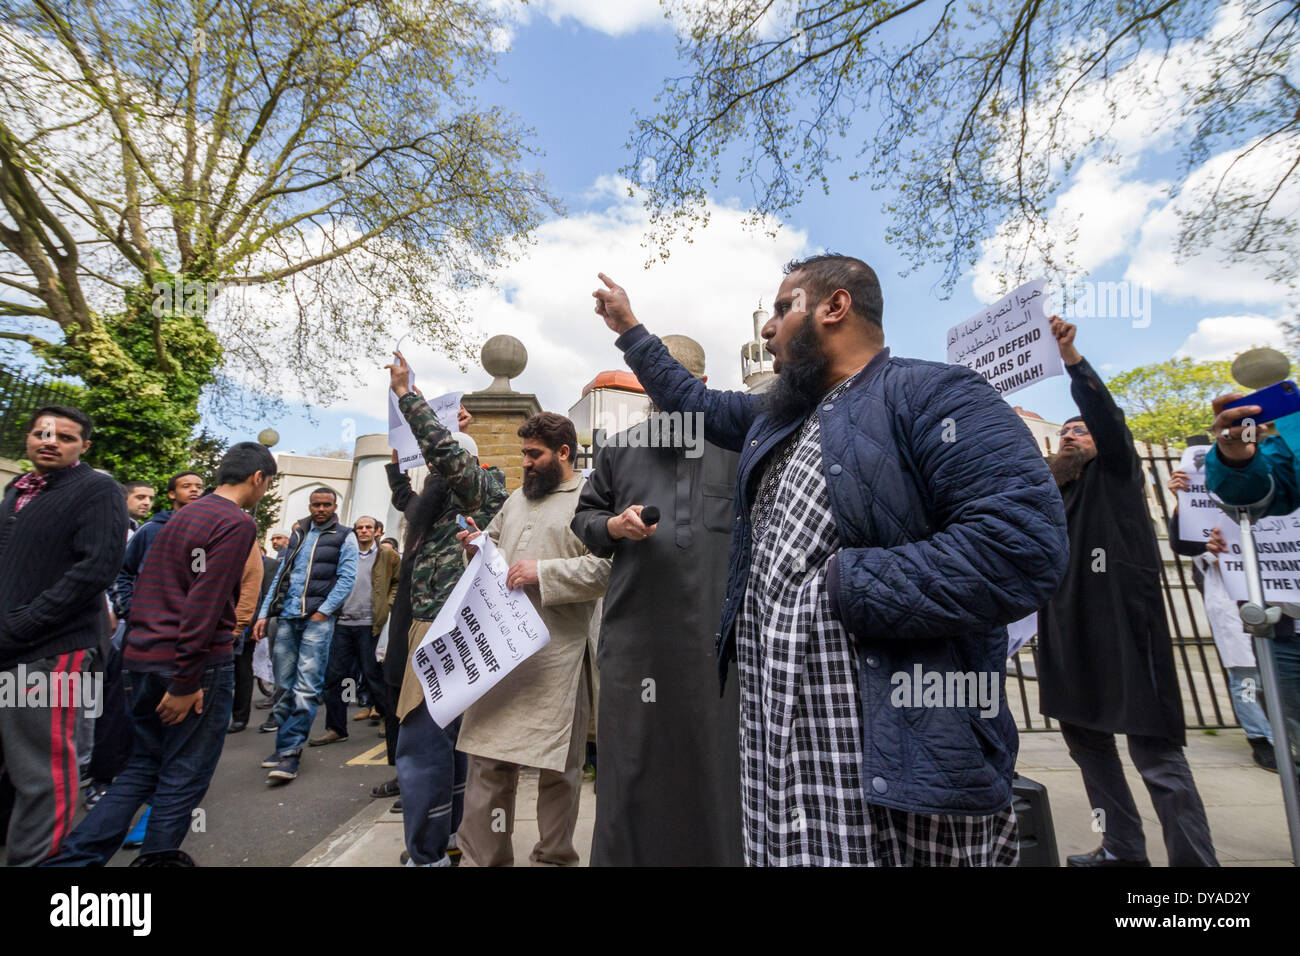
left=95, top=699, right=398, bottom=866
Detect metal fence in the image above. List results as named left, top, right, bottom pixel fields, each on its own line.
left=0, top=366, right=82, bottom=460
left=1007, top=437, right=1239, bottom=733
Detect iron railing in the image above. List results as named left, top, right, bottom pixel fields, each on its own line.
left=0, top=366, right=82, bottom=460
left=1007, top=437, right=1238, bottom=732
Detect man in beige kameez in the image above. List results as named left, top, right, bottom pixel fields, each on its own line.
left=456, top=412, right=610, bottom=866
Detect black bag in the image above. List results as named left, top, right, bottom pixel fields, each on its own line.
left=1012, top=773, right=1059, bottom=866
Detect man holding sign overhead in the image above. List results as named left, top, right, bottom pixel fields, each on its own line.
left=1037, top=317, right=1217, bottom=867
left=385, top=352, right=508, bottom=867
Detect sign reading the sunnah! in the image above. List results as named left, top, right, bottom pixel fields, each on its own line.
left=947, top=279, right=1064, bottom=398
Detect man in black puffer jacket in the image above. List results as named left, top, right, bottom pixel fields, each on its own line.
left=0, top=405, right=126, bottom=865
left=592, top=257, right=1067, bottom=866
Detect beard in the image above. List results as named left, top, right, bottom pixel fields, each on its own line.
left=762, top=315, right=832, bottom=422
left=1049, top=446, right=1095, bottom=487
left=522, top=456, right=564, bottom=500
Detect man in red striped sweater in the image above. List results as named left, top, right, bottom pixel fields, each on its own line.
left=46, top=442, right=276, bottom=866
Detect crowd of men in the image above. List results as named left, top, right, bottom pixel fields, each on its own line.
left=1, top=252, right=1294, bottom=867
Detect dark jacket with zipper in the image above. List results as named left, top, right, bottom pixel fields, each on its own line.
left=112, top=508, right=173, bottom=619
left=0, top=463, right=127, bottom=668
left=264, top=515, right=353, bottom=619
left=616, top=324, right=1068, bottom=816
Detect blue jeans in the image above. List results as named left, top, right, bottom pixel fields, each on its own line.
left=44, top=663, right=234, bottom=865
left=1270, top=634, right=1300, bottom=762
left=1227, top=666, right=1272, bottom=742
left=396, top=705, right=466, bottom=865
left=272, top=616, right=335, bottom=755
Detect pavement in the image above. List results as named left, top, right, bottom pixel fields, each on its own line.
left=298, top=768, right=597, bottom=867
left=298, top=727, right=1295, bottom=866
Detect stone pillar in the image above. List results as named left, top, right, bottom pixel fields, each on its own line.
left=349, top=432, right=402, bottom=532
left=462, top=335, right=540, bottom=494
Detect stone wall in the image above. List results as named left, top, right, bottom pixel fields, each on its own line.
left=465, top=415, right=530, bottom=493
left=0, top=456, right=23, bottom=487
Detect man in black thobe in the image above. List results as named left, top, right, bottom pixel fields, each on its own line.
left=1038, top=316, right=1216, bottom=867
left=572, top=335, right=743, bottom=866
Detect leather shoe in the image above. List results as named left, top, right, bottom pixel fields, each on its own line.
left=227, top=720, right=247, bottom=734
left=1066, top=846, right=1150, bottom=867
left=309, top=729, right=348, bottom=746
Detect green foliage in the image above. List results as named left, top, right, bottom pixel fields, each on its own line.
left=1, top=0, right=558, bottom=494
left=1107, top=358, right=1239, bottom=447
left=43, top=275, right=223, bottom=490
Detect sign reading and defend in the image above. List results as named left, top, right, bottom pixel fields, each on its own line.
left=947, top=279, right=1063, bottom=397
left=411, top=536, right=550, bottom=727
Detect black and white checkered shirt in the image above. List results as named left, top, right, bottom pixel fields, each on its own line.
left=736, top=373, right=1019, bottom=866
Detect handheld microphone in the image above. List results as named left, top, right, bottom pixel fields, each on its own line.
left=640, top=505, right=660, bottom=526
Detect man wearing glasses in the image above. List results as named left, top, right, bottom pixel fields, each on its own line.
left=1038, top=317, right=1217, bottom=867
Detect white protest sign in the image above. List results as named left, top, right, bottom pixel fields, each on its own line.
left=1213, top=514, right=1300, bottom=603
left=252, top=634, right=272, bottom=683
left=1169, top=444, right=1300, bottom=603
left=1006, top=614, right=1037, bottom=658
left=388, top=379, right=462, bottom=473
left=411, top=535, right=551, bottom=728
left=1174, top=444, right=1222, bottom=542
left=947, top=279, right=1063, bottom=397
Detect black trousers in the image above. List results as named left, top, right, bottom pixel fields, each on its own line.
left=231, top=636, right=256, bottom=726
left=384, top=681, right=401, bottom=766
left=1059, top=721, right=1218, bottom=866
left=88, top=641, right=132, bottom=783
left=323, top=623, right=388, bottom=736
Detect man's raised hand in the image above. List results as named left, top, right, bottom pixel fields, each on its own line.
left=385, top=350, right=412, bottom=398
left=1049, top=316, right=1082, bottom=367
left=1211, top=393, right=1261, bottom=464
left=592, top=273, right=639, bottom=334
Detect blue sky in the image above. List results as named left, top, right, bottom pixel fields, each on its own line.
left=65, top=3, right=1300, bottom=454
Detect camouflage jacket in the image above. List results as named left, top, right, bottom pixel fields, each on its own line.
left=399, top=392, right=508, bottom=623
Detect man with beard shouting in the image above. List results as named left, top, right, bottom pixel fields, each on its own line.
left=1038, top=316, right=1217, bottom=867
left=591, top=257, right=1067, bottom=866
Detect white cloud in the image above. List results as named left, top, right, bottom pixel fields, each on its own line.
left=970, top=1, right=1297, bottom=309
left=1124, top=137, right=1300, bottom=306
left=491, top=0, right=795, bottom=42
left=527, top=0, right=667, bottom=36
left=327, top=177, right=810, bottom=424
left=1175, top=314, right=1288, bottom=361
left=970, top=158, right=1166, bottom=301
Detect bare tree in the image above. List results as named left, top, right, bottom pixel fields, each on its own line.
left=0, top=0, right=557, bottom=479
left=629, top=0, right=1298, bottom=293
